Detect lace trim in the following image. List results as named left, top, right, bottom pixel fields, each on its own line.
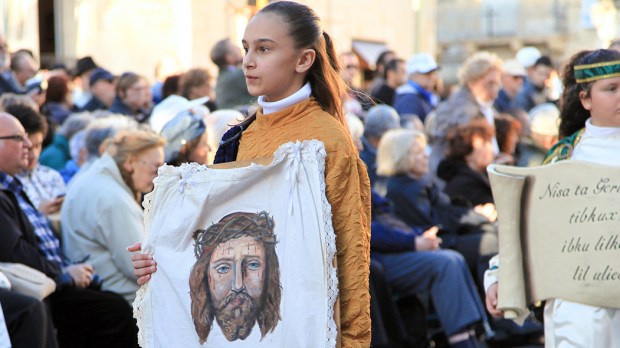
left=272, top=140, right=338, bottom=347
left=133, top=141, right=337, bottom=347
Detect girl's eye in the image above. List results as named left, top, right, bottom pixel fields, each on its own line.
left=243, top=47, right=249, bottom=54
left=260, top=46, right=270, bottom=53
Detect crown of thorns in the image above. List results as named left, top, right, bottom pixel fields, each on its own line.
left=193, top=211, right=277, bottom=259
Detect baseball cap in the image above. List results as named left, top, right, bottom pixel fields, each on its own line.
left=89, top=68, right=115, bottom=87
left=406, top=53, right=439, bottom=75
left=503, top=60, right=527, bottom=77
left=516, top=47, right=542, bottom=69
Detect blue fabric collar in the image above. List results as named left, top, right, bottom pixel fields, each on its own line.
left=408, top=80, right=434, bottom=105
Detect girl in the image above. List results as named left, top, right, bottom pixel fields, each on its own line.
left=485, top=49, right=620, bottom=347
left=130, top=2, right=371, bottom=346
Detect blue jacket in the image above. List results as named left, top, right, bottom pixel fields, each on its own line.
left=385, top=174, right=490, bottom=247
left=370, top=191, right=422, bottom=253
left=393, top=83, right=434, bottom=121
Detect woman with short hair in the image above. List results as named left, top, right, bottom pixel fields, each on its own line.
left=62, top=129, right=165, bottom=302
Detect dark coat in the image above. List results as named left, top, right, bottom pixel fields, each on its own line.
left=385, top=174, right=489, bottom=247
left=436, top=159, right=494, bottom=206
left=0, top=183, right=62, bottom=278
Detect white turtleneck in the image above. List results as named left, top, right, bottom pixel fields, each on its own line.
left=258, top=82, right=312, bottom=115
left=571, top=118, right=620, bottom=166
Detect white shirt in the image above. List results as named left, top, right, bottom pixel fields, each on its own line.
left=258, top=83, right=311, bottom=115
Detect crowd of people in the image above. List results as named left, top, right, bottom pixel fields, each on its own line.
left=0, top=1, right=618, bottom=347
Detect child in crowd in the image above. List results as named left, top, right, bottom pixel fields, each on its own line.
left=485, top=49, right=620, bottom=347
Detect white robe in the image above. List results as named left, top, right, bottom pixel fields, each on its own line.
left=544, top=119, right=620, bottom=348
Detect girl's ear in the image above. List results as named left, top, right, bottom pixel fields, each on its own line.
left=296, top=49, right=316, bottom=74
left=579, top=90, right=592, bottom=110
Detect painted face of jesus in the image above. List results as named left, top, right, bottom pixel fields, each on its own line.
left=208, top=235, right=266, bottom=341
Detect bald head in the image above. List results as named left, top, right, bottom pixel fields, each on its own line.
left=0, top=112, right=31, bottom=175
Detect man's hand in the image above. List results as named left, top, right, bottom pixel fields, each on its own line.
left=128, top=242, right=157, bottom=285
left=475, top=203, right=498, bottom=222
left=39, top=196, right=64, bottom=215
left=66, top=263, right=94, bottom=288
left=415, top=226, right=441, bottom=251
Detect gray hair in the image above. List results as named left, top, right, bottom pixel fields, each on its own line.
left=83, top=115, right=139, bottom=160
left=57, top=112, right=93, bottom=139
left=363, top=104, right=400, bottom=139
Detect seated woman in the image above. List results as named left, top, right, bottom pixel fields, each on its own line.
left=160, top=108, right=211, bottom=166
left=437, top=119, right=495, bottom=207
left=371, top=190, right=489, bottom=348
left=109, top=72, right=152, bottom=123
left=377, top=129, right=498, bottom=286
left=61, top=129, right=165, bottom=302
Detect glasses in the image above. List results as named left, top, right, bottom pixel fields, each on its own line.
left=0, top=134, right=28, bottom=142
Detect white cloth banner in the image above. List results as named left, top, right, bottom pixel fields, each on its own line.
left=133, top=140, right=338, bottom=348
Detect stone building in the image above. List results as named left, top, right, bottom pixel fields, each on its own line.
left=436, top=0, right=617, bottom=84
left=0, top=0, right=436, bottom=83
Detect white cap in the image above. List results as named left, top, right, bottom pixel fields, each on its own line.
left=529, top=103, right=559, bottom=136
left=516, top=47, right=542, bottom=69
left=406, top=53, right=439, bottom=75
left=149, top=95, right=210, bottom=134
left=503, top=59, right=527, bottom=77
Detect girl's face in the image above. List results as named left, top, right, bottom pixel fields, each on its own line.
left=408, top=138, right=429, bottom=178
left=466, top=135, right=494, bottom=173
left=242, top=13, right=315, bottom=102
left=580, top=76, right=620, bottom=128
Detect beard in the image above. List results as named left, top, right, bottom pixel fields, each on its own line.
left=214, top=290, right=259, bottom=341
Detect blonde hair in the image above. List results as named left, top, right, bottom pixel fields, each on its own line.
left=346, top=113, right=364, bottom=144
left=103, top=129, right=165, bottom=199
left=105, top=129, right=165, bottom=165
left=458, top=51, right=503, bottom=85
left=376, top=129, right=426, bottom=176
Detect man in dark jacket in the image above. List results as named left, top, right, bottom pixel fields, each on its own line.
left=0, top=113, right=138, bottom=348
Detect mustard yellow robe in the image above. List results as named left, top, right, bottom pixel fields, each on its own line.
left=237, top=99, right=371, bottom=347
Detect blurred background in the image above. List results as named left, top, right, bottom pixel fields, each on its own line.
left=0, top=0, right=617, bottom=88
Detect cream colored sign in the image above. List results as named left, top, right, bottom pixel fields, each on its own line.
left=488, top=161, right=620, bottom=318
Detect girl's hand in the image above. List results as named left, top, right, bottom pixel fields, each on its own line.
left=485, top=282, right=504, bottom=318
left=128, top=242, right=157, bottom=285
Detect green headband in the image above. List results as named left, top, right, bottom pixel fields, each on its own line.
left=574, top=60, right=620, bottom=83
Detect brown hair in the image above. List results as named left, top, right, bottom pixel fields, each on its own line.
left=558, top=49, right=620, bottom=138
left=259, top=1, right=348, bottom=124
left=104, top=129, right=165, bottom=199
left=494, top=114, right=521, bottom=155
left=189, top=211, right=281, bottom=344
left=116, top=72, right=146, bottom=99
left=179, top=68, right=211, bottom=100
left=45, top=75, right=70, bottom=103
left=445, top=119, right=494, bottom=161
